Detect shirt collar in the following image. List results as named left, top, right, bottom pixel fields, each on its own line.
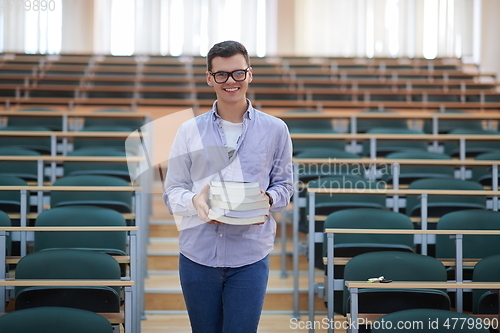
left=211, top=99, right=254, bottom=121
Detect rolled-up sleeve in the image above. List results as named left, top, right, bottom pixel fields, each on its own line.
left=163, top=124, right=198, bottom=217
left=266, top=122, right=294, bottom=212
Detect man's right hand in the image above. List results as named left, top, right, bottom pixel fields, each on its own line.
left=192, top=183, right=224, bottom=225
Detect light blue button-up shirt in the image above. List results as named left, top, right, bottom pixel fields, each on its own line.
left=163, top=100, right=293, bottom=267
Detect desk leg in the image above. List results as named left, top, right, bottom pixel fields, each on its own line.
left=20, top=190, right=28, bottom=257
left=129, top=231, right=139, bottom=333
left=308, top=191, right=316, bottom=333
left=455, top=234, right=463, bottom=313
left=350, top=287, right=359, bottom=333
left=493, top=165, right=498, bottom=211
left=420, top=194, right=428, bottom=256
left=0, top=231, right=5, bottom=313
left=292, top=163, right=300, bottom=319
left=327, top=233, right=334, bottom=333
left=124, top=286, right=132, bottom=333
left=280, top=210, right=288, bottom=279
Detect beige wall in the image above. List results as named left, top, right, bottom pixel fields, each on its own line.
left=61, top=0, right=95, bottom=54
left=480, top=0, right=500, bottom=80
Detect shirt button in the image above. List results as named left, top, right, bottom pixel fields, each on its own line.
left=219, top=234, right=223, bottom=237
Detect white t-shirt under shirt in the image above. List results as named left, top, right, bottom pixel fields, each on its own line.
left=220, top=119, right=243, bottom=151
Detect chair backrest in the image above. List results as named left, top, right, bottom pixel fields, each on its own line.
left=15, top=249, right=121, bottom=312
left=282, top=109, right=334, bottom=132
left=323, top=208, right=415, bottom=257
left=0, top=210, right=12, bottom=256
left=0, top=306, right=113, bottom=333
left=362, top=127, right=428, bottom=157
left=473, top=151, right=500, bottom=186
left=371, top=308, right=489, bottom=332
left=34, top=206, right=127, bottom=255
left=343, top=251, right=450, bottom=315
left=50, top=175, right=133, bottom=213
left=423, top=109, right=484, bottom=134
left=405, top=178, right=486, bottom=217
left=444, top=128, right=500, bottom=158
left=290, top=129, right=345, bottom=155
left=472, top=253, right=500, bottom=314
left=303, top=176, right=387, bottom=270
left=7, top=108, right=63, bottom=131
left=83, top=108, right=144, bottom=130
left=0, top=175, right=28, bottom=217
left=0, top=146, right=40, bottom=181
left=436, top=210, right=500, bottom=259
left=307, top=175, right=387, bottom=214
left=72, top=125, right=133, bottom=151
left=383, top=150, right=454, bottom=184
left=295, top=148, right=361, bottom=182
left=0, top=126, right=52, bottom=155
left=65, top=147, right=130, bottom=181
left=355, top=109, right=409, bottom=133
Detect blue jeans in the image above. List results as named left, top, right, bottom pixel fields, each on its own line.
left=179, top=253, right=269, bottom=333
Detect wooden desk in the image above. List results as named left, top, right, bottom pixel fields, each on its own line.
left=345, top=281, right=500, bottom=333
left=0, top=279, right=135, bottom=332
left=319, top=229, right=500, bottom=333
left=299, top=186, right=500, bottom=330
left=0, top=226, right=139, bottom=332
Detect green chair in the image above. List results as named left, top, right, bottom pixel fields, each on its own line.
left=355, top=109, right=409, bottom=133
left=303, top=176, right=387, bottom=269
left=472, top=254, right=500, bottom=314
left=284, top=109, right=343, bottom=155
left=323, top=208, right=415, bottom=314
left=0, top=175, right=28, bottom=223
left=0, top=126, right=52, bottom=155
left=0, top=146, right=41, bottom=181
left=7, top=107, right=63, bottom=131
left=343, top=251, right=450, bottom=316
left=64, top=147, right=130, bottom=181
left=50, top=175, right=133, bottom=213
left=0, top=210, right=11, bottom=256
left=308, top=175, right=387, bottom=215
left=363, top=128, right=428, bottom=157
left=303, top=175, right=387, bottom=234
left=323, top=208, right=415, bottom=258
left=0, top=307, right=113, bottom=333
left=436, top=210, right=500, bottom=263
left=83, top=108, right=144, bottom=130
left=15, top=249, right=121, bottom=313
left=444, top=128, right=500, bottom=158
left=72, top=125, right=133, bottom=151
left=383, top=150, right=454, bottom=185
left=472, top=151, right=500, bottom=186
left=371, top=309, right=489, bottom=333
left=290, top=128, right=345, bottom=155
left=405, top=178, right=486, bottom=218
left=34, top=206, right=128, bottom=275
left=282, top=108, right=335, bottom=132
left=423, top=109, right=484, bottom=134
left=436, top=210, right=500, bottom=305
left=34, top=206, right=127, bottom=255
left=295, top=148, right=362, bottom=182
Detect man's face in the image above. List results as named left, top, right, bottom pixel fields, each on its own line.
left=206, top=54, right=253, bottom=105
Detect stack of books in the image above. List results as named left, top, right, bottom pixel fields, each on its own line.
left=207, top=181, right=269, bottom=225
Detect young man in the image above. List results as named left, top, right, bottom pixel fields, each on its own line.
left=163, top=40, right=293, bottom=333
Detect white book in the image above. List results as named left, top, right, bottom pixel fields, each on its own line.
left=209, top=181, right=261, bottom=197
left=208, top=210, right=266, bottom=225
left=211, top=193, right=266, bottom=204
left=210, top=206, right=269, bottom=218
left=210, top=181, right=259, bottom=189
left=209, top=198, right=268, bottom=211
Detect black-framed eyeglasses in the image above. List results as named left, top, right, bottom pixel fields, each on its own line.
left=208, top=68, right=250, bottom=84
